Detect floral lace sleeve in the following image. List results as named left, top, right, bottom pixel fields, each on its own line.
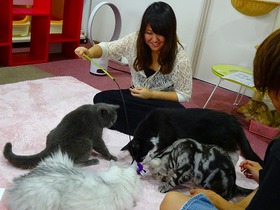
left=171, top=48, right=193, bottom=102
left=98, top=32, right=137, bottom=64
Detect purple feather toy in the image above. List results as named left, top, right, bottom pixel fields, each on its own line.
left=137, top=162, right=146, bottom=176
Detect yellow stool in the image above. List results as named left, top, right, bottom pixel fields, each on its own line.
left=203, top=64, right=255, bottom=108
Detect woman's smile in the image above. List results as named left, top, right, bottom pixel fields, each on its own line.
left=144, top=24, right=165, bottom=52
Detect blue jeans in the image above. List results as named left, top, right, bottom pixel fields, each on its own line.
left=181, top=193, right=217, bottom=210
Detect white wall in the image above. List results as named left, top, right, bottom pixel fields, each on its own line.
left=82, top=0, right=204, bottom=61
left=194, top=0, right=278, bottom=95
left=82, top=0, right=279, bottom=95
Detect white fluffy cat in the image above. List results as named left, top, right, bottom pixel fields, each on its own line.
left=5, top=149, right=141, bottom=210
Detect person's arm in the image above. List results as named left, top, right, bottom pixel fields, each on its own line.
left=160, top=189, right=256, bottom=210
left=75, top=32, right=137, bottom=62
left=245, top=138, right=280, bottom=209
left=171, top=49, right=192, bottom=102
left=190, top=189, right=257, bottom=210
left=235, top=190, right=257, bottom=208
left=160, top=191, right=192, bottom=210
left=129, top=87, right=179, bottom=101
left=74, top=45, right=103, bottom=59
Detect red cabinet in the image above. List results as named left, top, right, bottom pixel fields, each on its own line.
left=0, top=0, right=83, bottom=66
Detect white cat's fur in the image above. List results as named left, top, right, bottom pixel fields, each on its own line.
left=6, top=149, right=141, bottom=210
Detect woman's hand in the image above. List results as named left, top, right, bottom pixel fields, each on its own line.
left=129, top=87, right=179, bottom=101
left=129, top=87, right=152, bottom=99
left=239, top=160, right=262, bottom=183
left=74, top=47, right=91, bottom=59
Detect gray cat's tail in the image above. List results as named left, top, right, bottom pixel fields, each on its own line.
left=3, top=142, right=52, bottom=169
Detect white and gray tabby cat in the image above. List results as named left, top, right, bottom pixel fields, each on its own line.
left=3, top=103, right=119, bottom=169
left=148, top=138, right=254, bottom=199
left=5, top=149, right=141, bottom=210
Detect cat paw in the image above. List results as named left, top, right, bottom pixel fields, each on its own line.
left=104, top=154, right=118, bottom=161
left=158, top=185, right=171, bottom=193
left=150, top=158, right=161, bottom=167
left=154, top=173, right=164, bottom=180
left=92, top=159, right=100, bottom=165
left=83, top=158, right=100, bottom=166
left=110, top=155, right=118, bottom=161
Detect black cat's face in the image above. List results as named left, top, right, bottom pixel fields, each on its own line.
left=121, top=138, right=154, bottom=162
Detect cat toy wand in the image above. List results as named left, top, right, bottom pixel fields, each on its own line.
left=82, top=54, right=146, bottom=176
left=83, top=54, right=115, bottom=80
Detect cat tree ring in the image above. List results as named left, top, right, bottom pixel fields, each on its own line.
left=87, top=2, right=122, bottom=76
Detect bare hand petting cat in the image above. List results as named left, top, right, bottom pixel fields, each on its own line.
left=239, top=160, right=262, bottom=183
left=129, top=87, right=152, bottom=99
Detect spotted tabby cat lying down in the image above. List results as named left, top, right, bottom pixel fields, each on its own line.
left=149, top=138, right=254, bottom=199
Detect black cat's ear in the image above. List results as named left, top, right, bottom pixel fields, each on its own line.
left=121, top=141, right=130, bottom=151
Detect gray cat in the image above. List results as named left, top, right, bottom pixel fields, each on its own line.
left=5, top=149, right=141, bottom=210
left=3, top=103, right=119, bottom=169
left=149, top=138, right=254, bottom=199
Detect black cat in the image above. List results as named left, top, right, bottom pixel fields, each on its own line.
left=121, top=108, right=263, bottom=165
left=4, top=103, right=119, bottom=169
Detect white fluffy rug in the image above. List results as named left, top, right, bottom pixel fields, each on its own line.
left=0, top=76, right=258, bottom=210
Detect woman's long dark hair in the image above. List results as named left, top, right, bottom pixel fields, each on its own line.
left=133, top=1, right=178, bottom=74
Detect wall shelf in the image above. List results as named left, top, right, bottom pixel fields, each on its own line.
left=13, top=7, right=50, bottom=16
left=0, top=0, right=83, bottom=66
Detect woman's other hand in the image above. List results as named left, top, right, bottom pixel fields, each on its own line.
left=129, top=87, right=152, bottom=99
left=240, top=160, right=262, bottom=183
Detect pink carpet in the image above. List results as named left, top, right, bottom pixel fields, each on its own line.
left=0, top=76, right=258, bottom=209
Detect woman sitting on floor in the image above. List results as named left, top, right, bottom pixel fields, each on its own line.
left=74, top=2, right=192, bottom=135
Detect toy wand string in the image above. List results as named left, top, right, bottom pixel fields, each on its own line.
left=82, top=53, right=146, bottom=176
left=82, top=54, right=115, bottom=80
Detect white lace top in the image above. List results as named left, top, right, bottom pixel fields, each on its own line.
left=99, top=32, right=192, bottom=102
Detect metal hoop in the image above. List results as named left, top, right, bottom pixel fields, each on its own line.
left=87, top=2, right=122, bottom=44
